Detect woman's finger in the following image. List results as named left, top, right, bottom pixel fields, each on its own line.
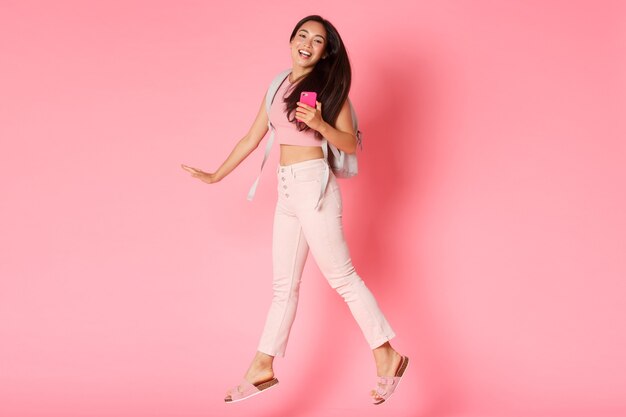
left=297, top=101, right=312, bottom=110
left=182, top=165, right=202, bottom=174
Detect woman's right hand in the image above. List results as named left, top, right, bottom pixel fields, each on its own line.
left=181, top=164, right=221, bottom=184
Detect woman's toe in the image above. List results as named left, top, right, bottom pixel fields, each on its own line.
left=225, top=388, right=235, bottom=401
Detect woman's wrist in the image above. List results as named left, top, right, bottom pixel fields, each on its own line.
left=316, top=120, right=331, bottom=136
left=213, top=169, right=225, bottom=182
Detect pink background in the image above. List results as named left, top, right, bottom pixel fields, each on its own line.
left=1, top=1, right=625, bottom=416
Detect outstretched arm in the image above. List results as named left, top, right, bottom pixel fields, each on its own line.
left=181, top=95, right=269, bottom=183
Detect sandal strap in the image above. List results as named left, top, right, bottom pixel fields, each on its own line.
left=377, top=376, right=397, bottom=385
left=375, top=377, right=399, bottom=396
left=229, top=379, right=258, bottom=400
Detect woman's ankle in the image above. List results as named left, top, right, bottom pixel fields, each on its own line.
left=254, top=351, right=274, bottom=364
left=373, top=342, right=396, bottom=356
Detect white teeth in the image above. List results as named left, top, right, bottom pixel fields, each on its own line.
left=299, top=50, right=312, bottom=57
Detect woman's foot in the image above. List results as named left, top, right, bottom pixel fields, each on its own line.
left=371, top=342, right=404, bottom=402
left=224, top=351, right=275, bottom=402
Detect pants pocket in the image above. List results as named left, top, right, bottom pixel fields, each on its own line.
left=293, top=169, right=322, bottom=183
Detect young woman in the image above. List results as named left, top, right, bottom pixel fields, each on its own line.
left=181, top=15, right=408, bottom=405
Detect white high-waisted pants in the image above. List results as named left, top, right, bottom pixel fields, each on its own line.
left=257, top=158, right=396, bottom=357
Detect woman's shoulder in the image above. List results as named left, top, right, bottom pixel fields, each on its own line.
left=268, top=69, right=292, bottom=86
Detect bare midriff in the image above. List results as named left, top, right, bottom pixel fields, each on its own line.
left=279, top=144, right=324, bottom=165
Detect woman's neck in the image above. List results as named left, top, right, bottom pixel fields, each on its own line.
left=289, top=67, right=313, bottom=83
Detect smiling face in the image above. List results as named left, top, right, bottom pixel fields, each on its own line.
left=290, top=20, right=328, bottom=71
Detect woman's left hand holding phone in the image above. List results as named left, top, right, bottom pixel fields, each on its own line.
left=296, top=98, right=325, bottom=132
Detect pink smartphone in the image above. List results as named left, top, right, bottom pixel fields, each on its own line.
left=297, top=91, right=317, bottom=121
left=300, top=91, right=317, bottom=107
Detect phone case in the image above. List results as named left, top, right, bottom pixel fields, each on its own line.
left=300, top=91, right=317, bottom=107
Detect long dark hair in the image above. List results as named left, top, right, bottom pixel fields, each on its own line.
left=284, top=15, right=351, bottom=138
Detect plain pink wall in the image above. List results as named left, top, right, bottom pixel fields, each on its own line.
left=1, top=1, right=625, bottom=416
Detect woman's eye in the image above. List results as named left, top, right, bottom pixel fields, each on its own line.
left=299, top=34, right=306, bottom=38
left=315, top=39, right=323, bottom=44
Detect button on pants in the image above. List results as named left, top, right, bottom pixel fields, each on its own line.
left=257, top=158, right=396, bottom=357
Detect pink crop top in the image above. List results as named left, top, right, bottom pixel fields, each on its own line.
left=268, top=77, right=322, bottom=147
